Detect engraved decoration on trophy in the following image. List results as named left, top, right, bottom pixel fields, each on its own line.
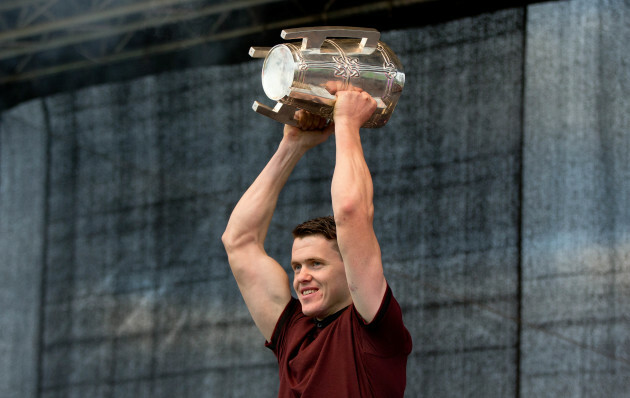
left=249, top=26, right=405, bottom=128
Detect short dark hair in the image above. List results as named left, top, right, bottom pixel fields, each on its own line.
left=292, top=215, right=337, bottom=241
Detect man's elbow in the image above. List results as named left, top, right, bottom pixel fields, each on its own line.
left=221, top=224, right=234, bottom=249
left=221, top=227, right=244, bottom=254
left=221, top=229, right=253, bottom=277
left=221, top=227, right=259, bottom=257
left=333, top=197, right=374, bottom=226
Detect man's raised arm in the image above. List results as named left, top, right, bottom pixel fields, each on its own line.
left=222, top=112, right=332, bottom=341
left=330, top=90, right=387, bottom=323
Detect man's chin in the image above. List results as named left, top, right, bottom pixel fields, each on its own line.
left=300, top=303, right=321, bottom=318
left=300, top=307, right=316, bottom=317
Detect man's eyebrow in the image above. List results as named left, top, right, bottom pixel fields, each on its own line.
left=304, top=257, right=326, bottom=264
left=291, top=257, right=324, bottom=265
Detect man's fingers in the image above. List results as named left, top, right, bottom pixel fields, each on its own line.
left=325, top=81, right=365, bottom=95
left=295, top=109, right=329, bottom=131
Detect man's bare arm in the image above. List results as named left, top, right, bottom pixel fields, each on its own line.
left=222, top=112, right=332, bottom=341
left=330, top=90, right=387, bottom=323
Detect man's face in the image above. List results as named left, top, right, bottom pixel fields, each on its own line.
left=291, top=235, right=352, bottom=320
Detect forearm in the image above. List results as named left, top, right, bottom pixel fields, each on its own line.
left=222, top=138, right=307, bottom=253
left=331, top=122, right=374, bottom=226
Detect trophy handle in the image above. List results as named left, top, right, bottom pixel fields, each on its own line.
left=252, top=101, right=299, bottom=126
left=248, top=47, right=270, bottom=58
left=281, top=26, right=380, bottom=54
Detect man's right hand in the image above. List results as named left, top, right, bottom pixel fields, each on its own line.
left=283, top=109, right=334, bottom=150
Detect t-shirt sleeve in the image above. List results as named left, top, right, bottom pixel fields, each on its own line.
left=355, top=284, right=413, bottom=357
left=265, top=297, right=299, bottom=354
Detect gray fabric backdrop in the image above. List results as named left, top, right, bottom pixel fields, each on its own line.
left=1, top=1, right=628, bottom=397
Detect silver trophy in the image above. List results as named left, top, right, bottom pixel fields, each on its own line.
left=250, top=26, right=405, bottom=128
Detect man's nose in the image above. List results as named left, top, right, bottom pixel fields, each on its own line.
left=296, top=268, right=312, bottom=283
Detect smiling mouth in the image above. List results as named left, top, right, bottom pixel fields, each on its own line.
left=301, top=289, right=318, bottom=297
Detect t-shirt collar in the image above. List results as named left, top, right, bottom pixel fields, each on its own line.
left=313, top=305, right=350, bottom=328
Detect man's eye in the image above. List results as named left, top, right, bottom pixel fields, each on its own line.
left=293, top=265, right=301, bottom=271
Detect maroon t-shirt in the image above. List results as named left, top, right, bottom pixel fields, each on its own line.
left=265, top=285, right=412, bottom=398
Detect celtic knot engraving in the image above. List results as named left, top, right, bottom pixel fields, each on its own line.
left=298, top=60, right=308, bottom=71
left=383, top=61, right=397, bottom=79
left=333, top=56, right=360, bottom=78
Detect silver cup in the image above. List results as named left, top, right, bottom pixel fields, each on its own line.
left=250, top=26, right=405, bottom=128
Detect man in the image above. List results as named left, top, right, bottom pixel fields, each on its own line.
left=222, top=89, right=412, bottom=397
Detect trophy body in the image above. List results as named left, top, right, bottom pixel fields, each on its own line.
left=250, top=27, right=405, bottom=128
